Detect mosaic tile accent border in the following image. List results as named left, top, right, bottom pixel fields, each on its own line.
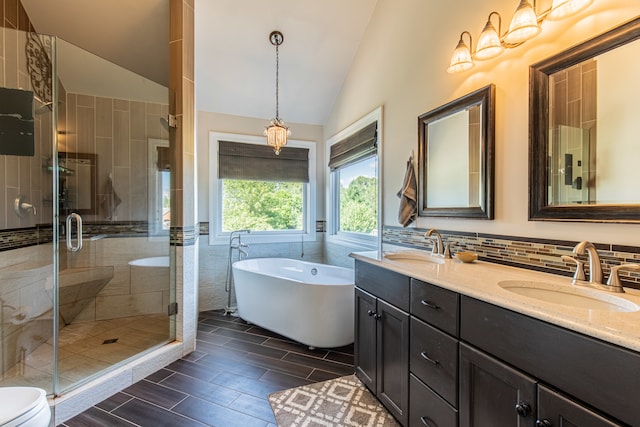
left=170, top=225, right=198, bottom=246
left=0, top=225, right=53, bottom=252
left=383, top=226, right=640, bottom=290
left=1, top=222, right=158, bottom=252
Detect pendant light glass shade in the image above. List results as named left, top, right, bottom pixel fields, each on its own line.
left=474, top=13, right=503, bottom=60
left=504, top=0, right=541, bottom=45
left=547, top=0, right=593, bottom=20
left=265, top=119, right=290, bottom=156
left=447, top=32, right=474, bottom=74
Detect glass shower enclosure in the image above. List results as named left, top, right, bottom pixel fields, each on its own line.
left=0, top=28, right=175, bottom=396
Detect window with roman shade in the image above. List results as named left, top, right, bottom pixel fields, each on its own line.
left=209, top=132, right=317, bottom=245
left=327, top=109, right=380, bottom=249
left=218, top=140, right=309, bottom=182
left=328, top=121, right=377, bottom=171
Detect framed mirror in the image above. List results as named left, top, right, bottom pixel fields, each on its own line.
left=529, top=17, right=640, bottom=222
left=58, top=152, right=97, bottom=215
left=418, top=84, right=495, bottom=219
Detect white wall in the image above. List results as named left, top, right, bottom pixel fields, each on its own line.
left=325, top=0, right=640, bottom=245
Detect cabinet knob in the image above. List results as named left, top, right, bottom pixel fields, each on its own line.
left=515, top=402, right=532, bottom=417
left=374, top=313, right=382, bottom=320
left=536, top=420, right=552, bottom=427
left=367, top=309, right=375, bottom=317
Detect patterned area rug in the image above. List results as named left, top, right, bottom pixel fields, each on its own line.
left=268, top=374, right=400, bottom=427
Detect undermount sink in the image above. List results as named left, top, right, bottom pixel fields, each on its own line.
left=383, top=251, right=445, bottom=265
left=498, top=280, right=640, bottom=313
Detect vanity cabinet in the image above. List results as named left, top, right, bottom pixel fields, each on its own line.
left=355, top=261, right=410, bottom=426
left=460, top=296, right=631, bottom=426
left=354, top=258, right=637, bottom=427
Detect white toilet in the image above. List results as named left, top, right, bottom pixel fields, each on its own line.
left=0, top=387, right=51, bottom=427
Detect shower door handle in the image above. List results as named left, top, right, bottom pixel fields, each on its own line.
left=66, top=213, right=83, bottom=252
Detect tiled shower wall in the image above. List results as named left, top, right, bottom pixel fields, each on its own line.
left=0, top=2, right=54, bottom=230
left=62, top=93, right=169, bottom=222
left=383, top=226, right=640, bottom=290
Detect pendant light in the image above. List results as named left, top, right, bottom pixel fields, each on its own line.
left=264, top=30, right=290, bottom=156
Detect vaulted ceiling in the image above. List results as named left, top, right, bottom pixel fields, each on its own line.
left=21, top=0, right=378, bottom=126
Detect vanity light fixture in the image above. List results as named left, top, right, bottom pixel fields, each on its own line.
left=447, top=0, right=593, bottom=72
left=504, top=0, right=541, bottom=44
left=447, top=31, right=474, bottom=74
left=547, top=0, right=594, bottom=20
left=264, top=30, right=291, bottom=156
left=474, top=12, right=504, bottom=60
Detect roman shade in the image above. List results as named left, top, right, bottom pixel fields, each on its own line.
left=328, top=122, right=377, bottom=171
left=218, top=141, right=309, bottom=183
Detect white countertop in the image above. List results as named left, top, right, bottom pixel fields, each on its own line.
left=351, top=250, right=640, bottom=353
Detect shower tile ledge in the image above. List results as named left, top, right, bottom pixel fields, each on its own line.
left=51, top=341, right=183, bottom=425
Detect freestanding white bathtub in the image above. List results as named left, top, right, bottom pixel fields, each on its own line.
left=232, top=258, right=354, bottom=349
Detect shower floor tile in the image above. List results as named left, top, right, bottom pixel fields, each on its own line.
left=60, top=310, right=355, bottom=427
left=0, top=314, right=170, bottom=392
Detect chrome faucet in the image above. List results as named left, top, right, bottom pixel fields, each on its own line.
left=425, top=229, right=453, bottom=259
left=573, top=241, right=603, bottom=285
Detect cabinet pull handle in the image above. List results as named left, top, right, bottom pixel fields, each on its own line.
left=420, top=416, right=434, bottom=427
left=515, top=402, right=532, bottom=417
left=420, top=300, right=439, bottom=309
left=535, top=420, right=552, bottom=427
left=420, top=351, right=439, bottom=365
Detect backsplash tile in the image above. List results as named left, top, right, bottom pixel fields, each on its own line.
left=383, top=226, right=640, bottom=290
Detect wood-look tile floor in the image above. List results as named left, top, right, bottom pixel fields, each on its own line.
left=59, top=310, right=355, bottom=427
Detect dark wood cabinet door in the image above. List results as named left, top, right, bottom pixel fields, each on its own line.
left=377, top=298, right=410, bottom=426
left=459, top=343, right=536, bottom=427
left=355, top=287, right=377, bottom=391
left=537, top=385, right=623, bottom=427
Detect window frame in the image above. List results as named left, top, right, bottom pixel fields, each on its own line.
left=148, top=138, right=170, bottom=240
left=209, top=132, right=316, bottom=246
left=326, top=107, right=382, bottom=250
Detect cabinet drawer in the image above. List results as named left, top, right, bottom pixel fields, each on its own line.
left=411, top=278, right=459, bottom=336
left=410, top=316, right=458, bottom=407
left=355, top=260, right=410, bottom=311
left=410, top=374, right=458, bottom=427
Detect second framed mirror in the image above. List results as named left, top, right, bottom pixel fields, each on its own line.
left=418, top=84, right=495, bottom=219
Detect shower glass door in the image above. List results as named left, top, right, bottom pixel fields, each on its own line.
left=53, top=38, right=174, bottom=393
left=0, top=26, right=174, bottom=396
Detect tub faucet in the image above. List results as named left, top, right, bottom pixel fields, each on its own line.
left=573, top=241, right=603, bottom=285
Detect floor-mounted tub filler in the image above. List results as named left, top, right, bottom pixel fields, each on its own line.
left=232, top=258, right=354, bottom=349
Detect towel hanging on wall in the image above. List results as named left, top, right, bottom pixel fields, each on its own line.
left=397, top=154, right=417, bottom=227
left=101, top=173, right=121, bottom=220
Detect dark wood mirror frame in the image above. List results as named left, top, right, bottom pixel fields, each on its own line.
left=529, top=17, right=640, bottom=223
left=418, top=84, right=495, bottom=219
left=58, top=152, right=98, bottom=215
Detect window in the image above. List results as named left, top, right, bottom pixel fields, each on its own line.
left=148, top=138, right=170, bottom=237
left=327, top=108, right=381, bottom=247
left=209, top=132, right=316, bottom=244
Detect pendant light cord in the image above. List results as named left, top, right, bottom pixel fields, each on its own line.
left=275, top=40, right=280, bottom=121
